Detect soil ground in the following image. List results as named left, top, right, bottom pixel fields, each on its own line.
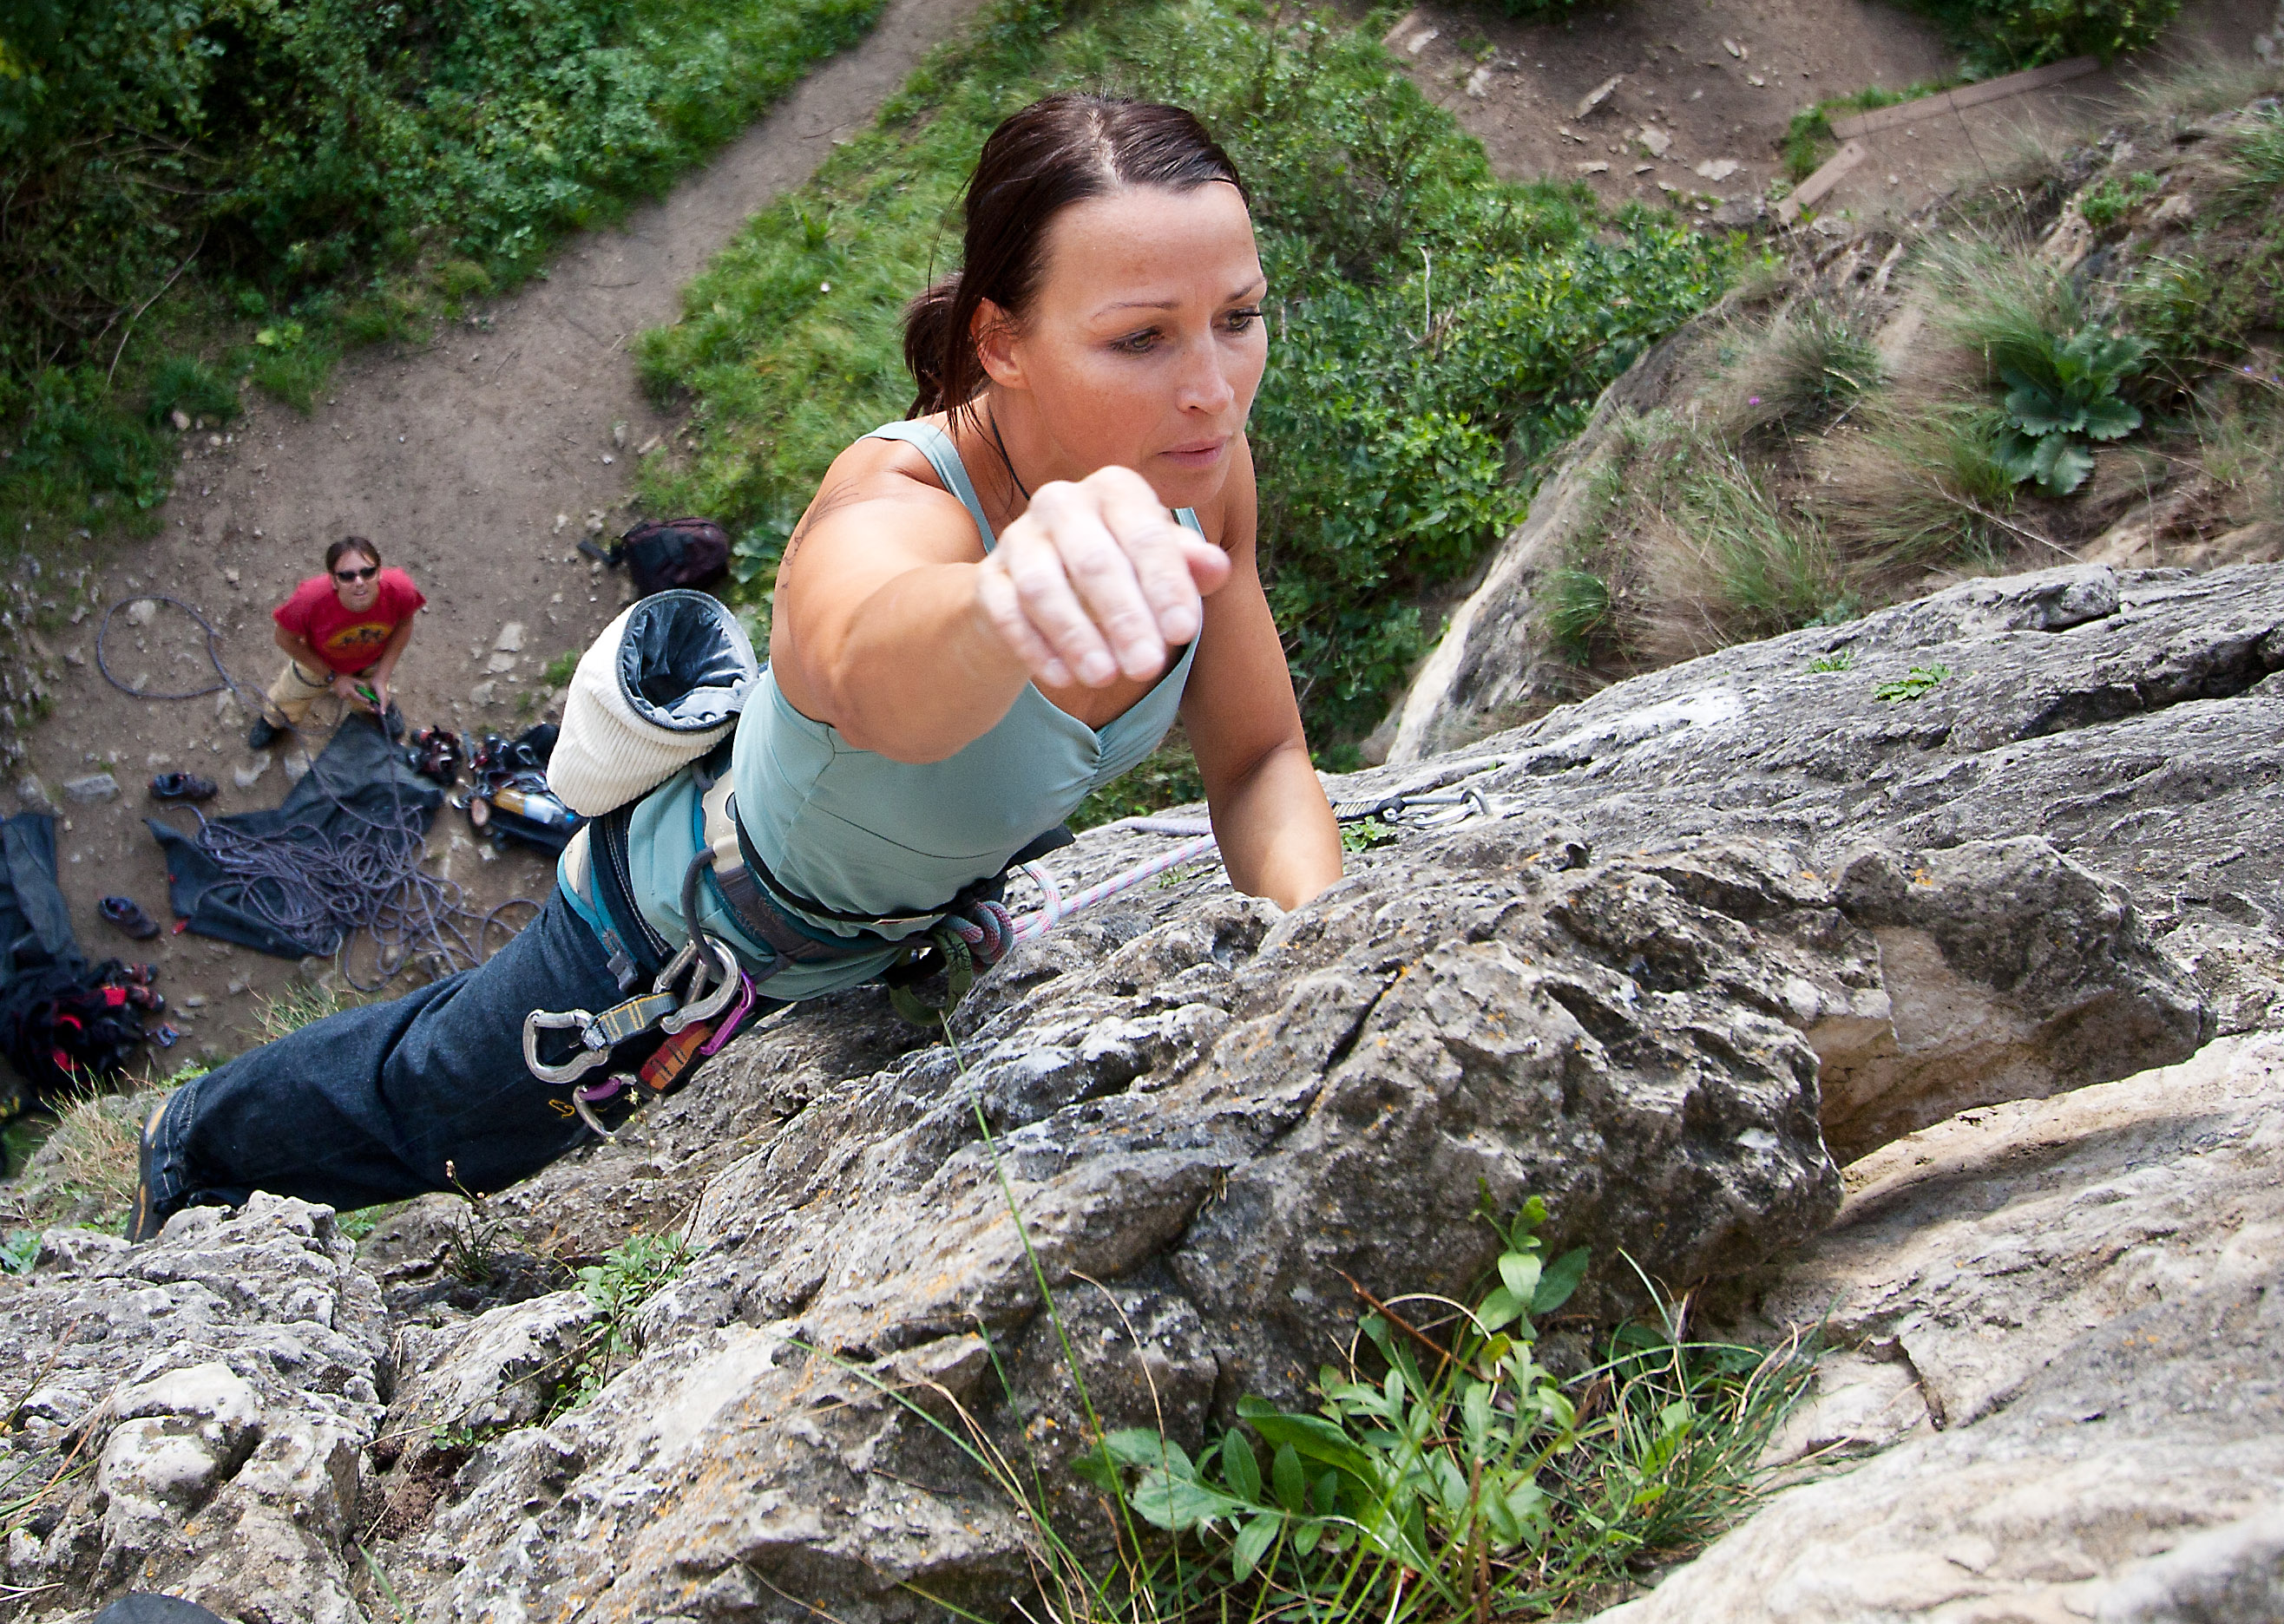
left=11, top=0, right=982, bottom=1067
left=4, top=0, right=2268, bottom=1079
left=1386, top=0, right=2260, bottom=223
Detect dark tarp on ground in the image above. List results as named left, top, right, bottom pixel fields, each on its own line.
left=0, top=814, right=80, bottom=986
left=152, top=717, right=442, bottom=959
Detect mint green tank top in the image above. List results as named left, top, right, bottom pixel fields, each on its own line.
left=570, top=420, right=1202, bottom=1000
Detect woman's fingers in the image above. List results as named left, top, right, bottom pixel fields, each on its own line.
left=975, top=557, right=1073, bottom=688
left=981, top=465, right=1234, bottom=688
left=1087, top=470, right=1217, bottom=648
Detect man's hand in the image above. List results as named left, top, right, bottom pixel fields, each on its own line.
left=973, top=466, right=1231, bottom=690
left=331, top=672, right=373, bottom=710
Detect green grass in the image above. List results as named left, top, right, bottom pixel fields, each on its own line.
left=1714, top=306, right=1881, bottom=440
left=1782, top=81, right=1954, bottom=180
left=636, top=0, right=1735, bottom=761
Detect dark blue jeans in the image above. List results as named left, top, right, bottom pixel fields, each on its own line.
left=147, top=889, right=644, bottom=1216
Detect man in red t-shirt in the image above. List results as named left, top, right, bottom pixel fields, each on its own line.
left=247, top=536, right=425, bottom=749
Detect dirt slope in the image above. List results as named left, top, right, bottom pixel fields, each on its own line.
left=11, top=0, right=983, bottom=1060
left=1390, top=0, right=2259, bottom=222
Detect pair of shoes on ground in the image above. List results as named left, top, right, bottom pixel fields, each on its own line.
left=148, top=771, right=216, bottom=802
left=100, top=895, right=163, bottom=940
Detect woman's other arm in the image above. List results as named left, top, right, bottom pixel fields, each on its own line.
left=1182, top=442, right=1342, bottom=910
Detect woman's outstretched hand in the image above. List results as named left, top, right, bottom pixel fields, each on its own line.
left=975, top=466, right=1231, bottom=689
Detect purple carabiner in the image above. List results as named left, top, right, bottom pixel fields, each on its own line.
left=697, top=971, right=759, bottom=1057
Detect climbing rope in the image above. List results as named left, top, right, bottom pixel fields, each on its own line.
left=96, top=594, right=537, bottom=991
left=968, top=783, right=1507, bottom=954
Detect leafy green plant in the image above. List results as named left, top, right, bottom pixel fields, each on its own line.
left=1874, top=664, right=1950, bottom=701
left=2078, top=169, right=2159, bottom=230
left=1992, top=329, right=2148, bottom=496
left=0, top=1230, right=39, bottom=1275
left=1, top=0, right=889, bottom=555
left=559, top=1231, right=689, bottom=1411
left=1077, top=1196, right=1812, bottom=1621
left=1805, top=650, right=1854, bottom=672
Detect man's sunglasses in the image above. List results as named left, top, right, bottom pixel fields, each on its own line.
left=333, top=566, right=379, bottom=582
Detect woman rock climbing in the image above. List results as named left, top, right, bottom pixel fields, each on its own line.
left=128, top=94, right=1343, bottom=1239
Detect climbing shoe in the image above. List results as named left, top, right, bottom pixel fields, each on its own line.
left=148, top=771, right=217, bottom=802
left=126, top=1094, right=174, bottom=1243
left=246, top=716, right=279, bottom=750
left=381, top=702, right=406, bottom=742
left=100, top=895, right=161, bottom=940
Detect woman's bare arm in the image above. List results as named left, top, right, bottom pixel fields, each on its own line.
left=771, top=435, right=1228, bottom=763
left=1180, top=443, right=1342, bottom=909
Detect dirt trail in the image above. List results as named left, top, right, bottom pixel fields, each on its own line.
left=14, top=0, right=982, bottom=1061
left=1390, top=0, right=2257, bottom=225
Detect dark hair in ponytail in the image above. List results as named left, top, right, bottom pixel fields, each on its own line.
left=902, top=94, right=1248, bottom=419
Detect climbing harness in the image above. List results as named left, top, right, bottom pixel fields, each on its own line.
left=522, top=770, right=1510, bottom=1135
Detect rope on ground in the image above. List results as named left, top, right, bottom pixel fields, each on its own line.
left=96, top=594, right=537, bottom=992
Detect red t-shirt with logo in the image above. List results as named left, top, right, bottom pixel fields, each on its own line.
left=273, top=568, right=426, bottom=674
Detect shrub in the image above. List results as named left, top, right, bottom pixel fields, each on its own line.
left=1901, top=0, right=2181, bottom=73
left=2078, top=169, right=2159, bottom=229
left=638, top=0, right=1734, bottom=750
left=0, top=0, right=889, bottom=548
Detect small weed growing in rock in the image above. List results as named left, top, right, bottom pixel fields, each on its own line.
left=1341, top=822, right=1401, bottom=854
left=2079, top=170, right=2160, bottom=230
left=0, top=1229, right=37, bottom=1275
left=1874, top=664, right=1951, bottom=702
left=1073, top=1195, right=1812, bottom=1621
left=1805, top=650, right=1855, bottom=672
left=556, top=1231, right=690, bottom=1414
left=540, top=651, right=581, bottom=689
left=441, top=1163, right=512, bottom=1287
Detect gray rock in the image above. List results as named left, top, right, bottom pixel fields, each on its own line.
left=1585, top=1034, right=2284, bottom=1622
left=15, top=773, right=52, bottom=812
left=60, top=772, right=118, bottom=804
left=0, top=1195, right=386, bottom=1621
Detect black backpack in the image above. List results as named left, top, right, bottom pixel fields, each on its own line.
left=612, top=518, right=732, bottom=598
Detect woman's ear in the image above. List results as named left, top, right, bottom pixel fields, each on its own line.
left=974, top=298, right=1027, bottom=391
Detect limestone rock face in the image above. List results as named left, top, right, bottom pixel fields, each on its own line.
left=1585, top=1034, right=2284, bottom=1623
left=3, top=561, right=2279, bottom=1621
left=0, top=1195, right=386, bottom=1622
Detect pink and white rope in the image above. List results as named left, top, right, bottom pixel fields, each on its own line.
left=1010, top=823, right=1221, bottom=943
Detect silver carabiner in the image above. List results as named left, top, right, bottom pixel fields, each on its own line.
left=523, top=1007, right=613, bottom=1084
left=661, top=937, right=743, bottom=1035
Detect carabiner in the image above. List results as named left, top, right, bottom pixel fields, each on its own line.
left=660, top=936, right=742, bottom=1034
left=523, top=1006, right=614, bottom=1084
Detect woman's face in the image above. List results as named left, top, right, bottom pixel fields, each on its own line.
left=981, top=181, right=1268, bottom=509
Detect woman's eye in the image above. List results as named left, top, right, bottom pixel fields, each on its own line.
left=1225, top=307, right=1263, bottom=331
left=1113, top=330, right=1160, bottom=355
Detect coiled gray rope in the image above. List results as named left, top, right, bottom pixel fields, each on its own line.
left=96, top=594, right=535, bottom=992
